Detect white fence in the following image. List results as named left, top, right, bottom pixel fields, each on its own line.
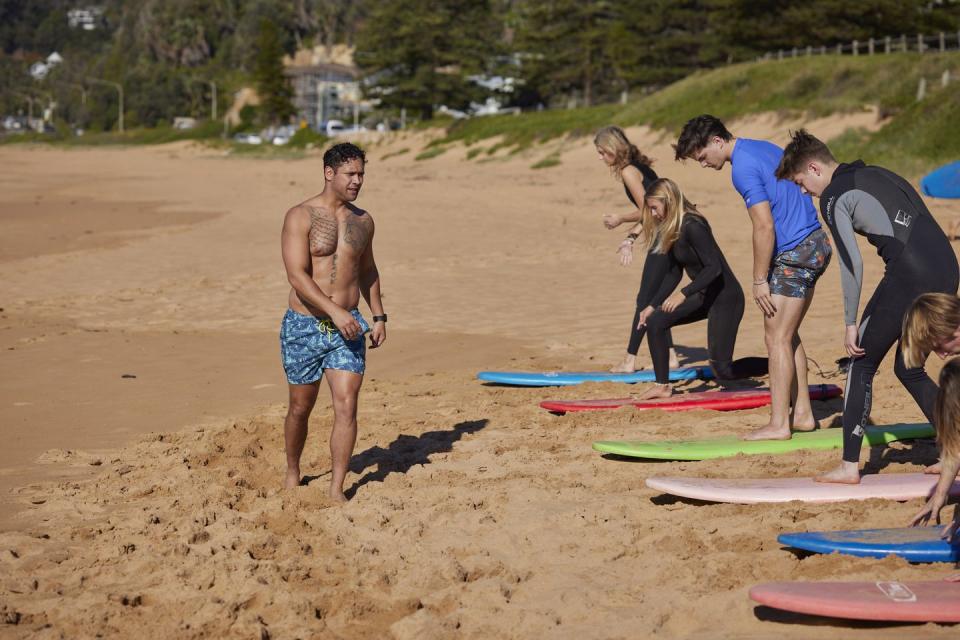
left=761, top=31, right=960, bottom=61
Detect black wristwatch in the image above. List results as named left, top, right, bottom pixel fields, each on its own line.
left=372, top=314, right=388, bottom=323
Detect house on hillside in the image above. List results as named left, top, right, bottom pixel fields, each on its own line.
left=284, top=45, right=373, bottom=132
left=68, top=7, right=104, bottom=30
left=285, top=62, right=361, bottom=131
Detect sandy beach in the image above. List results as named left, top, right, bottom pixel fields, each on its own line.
left=1, top=118, right=959, bottom=638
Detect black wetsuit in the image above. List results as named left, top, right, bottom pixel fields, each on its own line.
left=644, top=213, right=769, bottom=384
left=820, top=161, right=960, bottom=463
left=622, top=161, right=675, bottom=356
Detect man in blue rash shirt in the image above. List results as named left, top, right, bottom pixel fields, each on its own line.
left=777, top=130, right=959, bottom=484
left=674, top=115, right=832, bottom=441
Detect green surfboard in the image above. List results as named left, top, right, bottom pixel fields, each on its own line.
left=592, top=423, right=934, bottom=461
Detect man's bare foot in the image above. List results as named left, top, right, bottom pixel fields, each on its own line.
left=635, top=383, right=673, bottom=400
left=328, top=487, right=348, bottom=503
left=790, top=416, right=818, bottom=433
left=925, top=461, right=942, bottom=475
left=284, top=469, right=302, bottom=489
left=814, top=462, right=861, bottom=484
left=741, top=423, right=792, bottom=441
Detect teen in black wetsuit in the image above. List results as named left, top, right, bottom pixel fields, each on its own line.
left=777, top=130, right=960, bottom=484
left=594, top=125, right=678, bottom=372
left=634, top=178, right=768, bottom=399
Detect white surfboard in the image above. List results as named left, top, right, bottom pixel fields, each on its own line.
left=645, top=473, right=960, bottom=504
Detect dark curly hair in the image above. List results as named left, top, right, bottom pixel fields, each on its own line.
left=323, top=142, right=366, bottom=171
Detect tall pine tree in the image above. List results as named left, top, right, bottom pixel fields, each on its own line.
left=355, top=0, right=502, bottom=120
left=513, top=0, right=617, bottom=107
left=253, top=17, right=295, bottom=125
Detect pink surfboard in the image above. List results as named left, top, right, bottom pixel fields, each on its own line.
left=645, top=473, right=960, bottom=504
left=540, top=384, right=841, bottom=413
left=750, top=579, right=960, bottom=622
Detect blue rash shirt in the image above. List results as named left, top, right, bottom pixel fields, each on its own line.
left=731, top=138, right=821, bottom=255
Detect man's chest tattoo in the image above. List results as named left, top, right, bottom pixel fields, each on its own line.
left=343, top=216, right=371, bottom=251
left=308, top=207, right=338, bottom=255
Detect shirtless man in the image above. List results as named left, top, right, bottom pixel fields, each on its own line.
left=279, top=142, right=386, bottom=501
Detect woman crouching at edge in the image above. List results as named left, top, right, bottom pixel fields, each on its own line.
left=594, top=125, right=679, bottom=372
left=911, top=358, right=960, bottom=552
left=906, top=293, right=960, bottom=544
left=633, top=178, right=769, bottom=401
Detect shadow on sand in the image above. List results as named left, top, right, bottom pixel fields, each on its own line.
left=674, top=344, right=709, bottom=366
left=862, top=436, right=940, bottom=475
left=335, top=419, right=489, bottom=499
left=752, top=605, right=930, bottom=629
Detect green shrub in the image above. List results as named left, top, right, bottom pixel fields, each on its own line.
left=287, top=127, right=327, bottom=149
left=415, top=146, right=447, bottom=161
left=382, top=147, right=411, bottom=160
left=531, top=152, right=561, bottom=169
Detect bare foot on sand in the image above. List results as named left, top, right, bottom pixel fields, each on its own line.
left=667, top=348, right=680, bottom=370
left=741, top=423, right=792, bottom=441
left=925, top=461, right=942, bottom=475
left=284, top=469, right=302, bottom=489
left=610, top=354, right=640, bottom=373
left=329, top=488, right=349, bottom=503
left=634, top=383, right=672, bottom=401
left=609, top=348, right=679, bottom=373
left=815, top=462, right=861, bottom=484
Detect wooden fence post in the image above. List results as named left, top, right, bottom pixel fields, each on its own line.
left=943, top=70, right=951, bottom=88
left=836, top=42, right=843, bottom=55
left=868, top=38, right=874, bottom=55
left=806, top=45, right=812, bottom=57
left=777, top=49, right=783, bottom=61
left=940, top=32, right=945, bottom=52
left=900, top=34, right=907, bottom=52
left=917, top=33, right=924, bottom=53
left=917, top=77, right=926, bottom=101
left=852, top=40, right=858, bottom=56
left=884, top=36, right=891, bottom=54
left=820, top=45, right=826, bottom=55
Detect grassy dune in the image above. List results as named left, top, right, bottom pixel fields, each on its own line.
left=440, top=52, right=960, bottom=175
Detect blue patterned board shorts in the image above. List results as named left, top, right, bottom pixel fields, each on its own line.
left=280, top=308, right=370, bottom=385
left=768, top=228, right=832, bottom=299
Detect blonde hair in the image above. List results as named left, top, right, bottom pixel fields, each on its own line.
left=640, top=178, right=700, bottom=254
left=594, top=125, right=653, bottom=180
left=935, top=358, right=960, bottom=460
left=901, top=293, right=960, bottom=368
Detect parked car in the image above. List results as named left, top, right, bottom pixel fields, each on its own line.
left=233, top=132, right=262, bottom=145
left=271, top=125, right=296, bottom=146
left=324, top=120, right=345, bottom=136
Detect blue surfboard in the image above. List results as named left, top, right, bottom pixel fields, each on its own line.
left=476, top=367, right=714, bottom=387
left=920, top=161, right=960, bottom=199
left=778, top=525, right=960, bottom=563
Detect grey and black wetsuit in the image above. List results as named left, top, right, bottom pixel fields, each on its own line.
left=622, top=161, right=675, bottom=356
left=644, top=213, right=768, bottom=384
left=820, top=160, right=960, bottom=463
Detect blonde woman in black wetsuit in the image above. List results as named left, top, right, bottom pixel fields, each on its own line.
left=634, top=178, right=768, bottom=400
left=594, top=125, right=680, bottom=373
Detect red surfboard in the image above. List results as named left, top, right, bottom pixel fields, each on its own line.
left=540, top=384, right=841, bottom=414
left=750, top=579, right=960, bottom=622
